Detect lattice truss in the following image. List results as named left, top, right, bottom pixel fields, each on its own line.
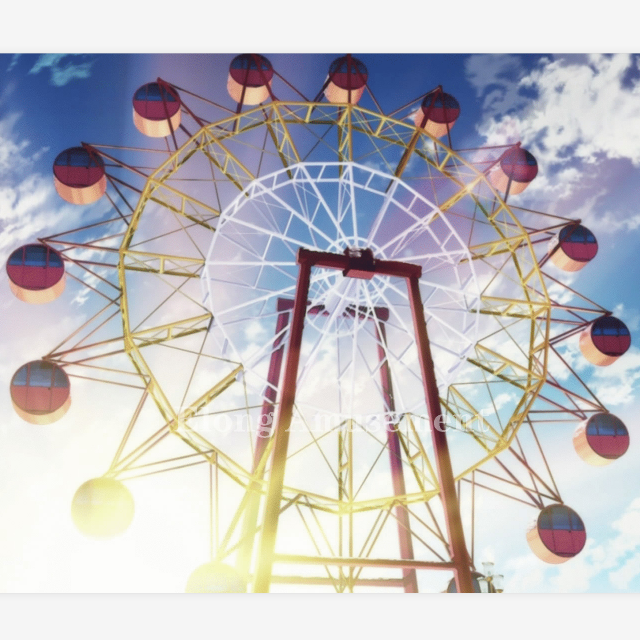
left=31, top=66, right=615, bottom=591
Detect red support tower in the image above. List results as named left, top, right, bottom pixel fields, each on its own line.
left=251, top=248, right=474, bottom=593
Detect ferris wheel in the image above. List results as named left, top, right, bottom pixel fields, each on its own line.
left=6, top=54, right=632, bottom=593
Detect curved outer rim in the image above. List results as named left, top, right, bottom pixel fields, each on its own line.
left=116, top=101, right=552, bottom=507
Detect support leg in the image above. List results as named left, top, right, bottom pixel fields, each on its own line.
left=375, top=314, right=419, bottom=593
left=252, top=255, right=313, bottom=593
left=406, top=274, right=474, bottom=593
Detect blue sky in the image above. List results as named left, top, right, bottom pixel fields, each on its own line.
left=1, top=51, right=640, bottom=598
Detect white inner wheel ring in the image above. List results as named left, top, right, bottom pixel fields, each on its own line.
left=202, top=162, right=480, bottom=394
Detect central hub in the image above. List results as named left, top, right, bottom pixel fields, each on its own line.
left=342, top=247, right=376, bottom=280
left=301, top=245, right=422, bottom=326
left=305, top=237, right=391, bottom=324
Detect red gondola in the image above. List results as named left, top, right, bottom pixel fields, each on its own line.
left=186, top=561, right=246, bottom=593
left=548, top=224, right=598, bottom=272
left=53, top=146, right=106, bottom=205
left=133, top=81, right=181, bottom=138
left=71, top=477, right=135, bottom=538
left=489, top=146, right=538, bottom=195
left=580, top=316, right=631, bottom=366
left=573, top=413, right=629, bottom=466
left=10, top=360, right=71, bottom=424
left=227, top=54, right=274, bottom=105
left=324, top=56, right=368, bottom=105
left=414, top=90, right=460, bottom=138
left=6, top=243, right=65, bottom=304
left=526, top=504, right=586, bottom=564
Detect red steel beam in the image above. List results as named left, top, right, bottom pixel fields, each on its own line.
left=375, top=314, right=419, bottom=593
left=274, top=554, right=455, bottom=571
left=406, top=273, right=474, bottom=593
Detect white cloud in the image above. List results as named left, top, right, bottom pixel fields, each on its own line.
left=558, top=187, right=607, bottom=232
left=471, top=54, right=640, bottom=165
left=6, top=54, right=20, bottom=72
left=588, top=209, right=640, bottom=235
left=0, top=113, right=37, bottom=175
left=28, top=54, right=95, bottom=87
left=609, top=554, right=640, bottom=590
left=465, top=54, right=528, bottom=116
left=481, top=391, right=516, bottom=418
left=589, top=347, right=640, bottom=406
left=546, top=273, right=578, bottom=307
left=520, top=54, right=640, bottom=165
left=0, top=171, right=76, bottom=260
left=466, top=54, right=640, bottom=215
left=549, top=544, right=597, bottom=592
left=244, top=319, right=267, bottom=342
left=504, top=553, right=548, bottom=593
left=613, top=303, right=640, bottom=332
left=0, top=116, right=55, bottom=253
